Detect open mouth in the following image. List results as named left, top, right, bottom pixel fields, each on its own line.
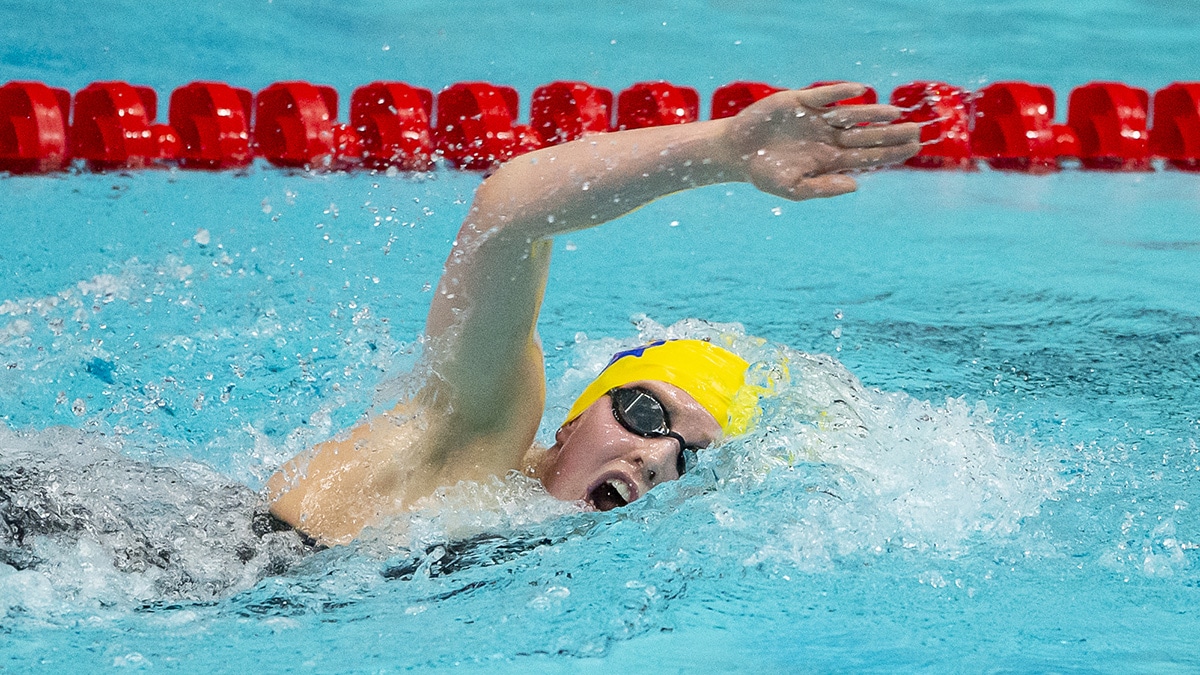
left=587, top=478, right=633, bottom=511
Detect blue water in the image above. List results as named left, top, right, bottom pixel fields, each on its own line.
left=2, top=1, right=1199, bottom=672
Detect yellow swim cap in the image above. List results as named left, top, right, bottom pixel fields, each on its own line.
left=564, top=339, right=756, bottom=436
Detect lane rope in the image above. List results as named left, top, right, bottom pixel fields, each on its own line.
left=1, top=79, right=1197, bottom=174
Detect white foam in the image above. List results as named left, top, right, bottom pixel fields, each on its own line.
left=553, top=317, right=1062, bottom=570
left=363, top=473, right=578, bottom=557
left=0, top=424, right=315, bottom=621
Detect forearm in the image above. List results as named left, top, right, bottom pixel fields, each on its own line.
left=467, top=117, right=741, bottom=246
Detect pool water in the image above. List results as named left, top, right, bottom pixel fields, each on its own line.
left=2, top=0, right=1199, bottom=671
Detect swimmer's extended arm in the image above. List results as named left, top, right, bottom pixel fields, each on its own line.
left=423, top=83, right=920, bottom=452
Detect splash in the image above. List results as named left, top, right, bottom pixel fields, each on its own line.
left=550, top=317, right=1062, bottom=571
left=0, top=250, right=412, bottom=483
left=0, top=424, right=315, bottom=621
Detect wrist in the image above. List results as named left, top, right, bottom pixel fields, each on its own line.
left=695, top=116, right=748, bottom=184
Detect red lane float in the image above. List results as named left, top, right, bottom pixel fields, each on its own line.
left=0, top=81, right=70, bottom=173
left=1150, top=82, right=1200, bottom=171
left=153, top=123, right=181, bottom=162
left=6, top=78, right=1200, bottom=175
left=890, top=81, right=973, bottom=169
left=971, top=82, right=1060, bottom=172
left=1067, top=82, right=1151, bottom=171
left=530, top=81, right=612, bottom=145
left=332, top=121, right=363, bottom=167
left=350, top=82, right=434, bottom=171
left=435, top=82, right=541, bottom=170
left=1052, top=122, right=1081, bottom=159
left=254, top=81, right=357, bottom=169
left=72, top=81, right=168, bottom=169
left=616, top=81, right=699, bottom=130
left=711, top=82, right=783, bottom=119
left=808, top=80, right=878, bottom=105
left=169, top=81, right=253, bottom=169
left=710, top=81, right=874, bottom=121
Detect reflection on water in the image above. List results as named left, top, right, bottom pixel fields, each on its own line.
left=1122, top=240, right=1200, bottom=251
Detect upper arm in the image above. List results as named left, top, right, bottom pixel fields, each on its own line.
left=419, top=181, right=555, bottom=439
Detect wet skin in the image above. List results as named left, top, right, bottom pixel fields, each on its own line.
left=534, top=380, right=723, bottom=510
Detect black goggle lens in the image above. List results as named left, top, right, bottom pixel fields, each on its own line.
left=612, top=388, right=669, bottom=435
left=610, top=387, right=693, bottom=476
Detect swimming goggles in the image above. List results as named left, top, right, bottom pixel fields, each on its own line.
left=609, top=386, right=700, bottom=477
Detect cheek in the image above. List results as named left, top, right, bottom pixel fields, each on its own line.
left=545, top=425, right=626, bottom=497
left=541, top=446, right=592, bottom=500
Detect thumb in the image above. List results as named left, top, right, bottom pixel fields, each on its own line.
left=782, top=174, right=858, bottom=201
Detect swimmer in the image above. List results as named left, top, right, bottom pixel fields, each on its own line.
left=267, top=83, right=920, bottom=545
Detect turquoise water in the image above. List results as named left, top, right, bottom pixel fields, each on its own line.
left=2, top=1, right=1199, bottom=672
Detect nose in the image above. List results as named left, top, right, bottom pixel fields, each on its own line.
left=631, top=437, right=682, bottom=486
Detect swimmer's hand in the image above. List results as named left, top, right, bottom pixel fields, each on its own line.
left=718, top=83, right=920, bottom=200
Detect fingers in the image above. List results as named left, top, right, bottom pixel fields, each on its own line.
left=794, top=174, right=858, bottom=200
left=794, top=83, right=868, bottom=109
left=832, top=142, right=921, bottom=171
left=821, top=104, right=904, bottom=128
left=837, top=122, right=920, bottom=148
left=760, top=173, right=858, bottom=201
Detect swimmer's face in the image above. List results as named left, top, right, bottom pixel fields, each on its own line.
left=539, top=380, right=722, bottom=510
